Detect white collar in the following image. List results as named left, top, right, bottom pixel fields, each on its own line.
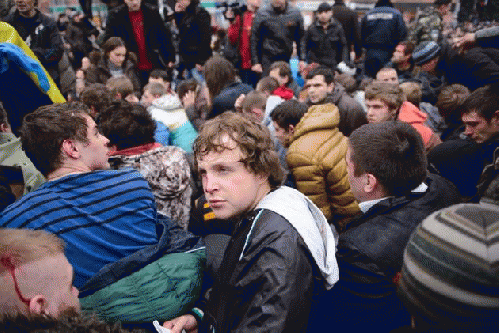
left=359, top=182, right=428, bottom=213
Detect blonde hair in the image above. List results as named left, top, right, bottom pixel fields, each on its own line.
left=0, top=229, right=65, bottom=270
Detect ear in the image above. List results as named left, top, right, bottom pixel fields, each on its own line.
left=363, top=173, right=378, bottom=193
left=115, top=93, right=122, bottom=100
left=61, top=139, right=81, bottom=160
left=287, top=124, right=295, bottom=135
left=327, top=82, right=335, bottom=92
left=29, top=295, right=48, bottom=316
left=0, top=123, right=11, bottom=133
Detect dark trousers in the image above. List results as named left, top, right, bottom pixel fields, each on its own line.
left=364, top=48, right=393, bottom=78
left=239, top=69, right=259, bottom=88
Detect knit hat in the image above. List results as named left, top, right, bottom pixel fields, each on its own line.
left=398, top=203, right=499, bottom=331
left=412, top=41, right=441, bottom=66
left=317, top=2, right=332, bottom=12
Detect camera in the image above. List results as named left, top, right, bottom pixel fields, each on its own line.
left=216, top=0, right=247, bottom=21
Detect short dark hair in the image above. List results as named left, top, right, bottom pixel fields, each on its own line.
left=306, top=66, right=335, bottom=85
left=349, top=121, right=427, bottom=197
left=270, top=100, right=309, bottom=130
left=194, top=112, right=284, bottom=189
left=80, top=84, right=113, bottom=116
left=149, top=69, right=172, bottom=82
left=256, top=76, right=279, bottom=94
left=20, top=102, right=90, bottom=177
left=98, top=101, right=156, bottom=151
left=177, top=79, right=198, bottom=100
left=462, top=85, right=499, bottom=121
left=270, top=61, right=293, bottom=86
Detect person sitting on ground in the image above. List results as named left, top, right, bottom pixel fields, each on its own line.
left=79, top=83, right=113, bottom=118
left=311, top=121, right=461, bottom=332
left=106, top=75, right=140, bottom=103
left=255, top=76, right=283, bottom=117
left=99, top=101, right=193, bottom=230
left=177, top=79, right=210, bottom=131
left=365, top=81, right=441, bottom=152
left=0, top=102, right=159, bottom=289
left=239, top=90, right=267, bottom=123
left=85, top=37, right=141, bottom=92
left=269, top=60, right=300, bottom=99
left=142, top=82, right=197, bottom=152
left=204, top=56, right=253, bottom=119
left=397, top=202, right=499, bottom=333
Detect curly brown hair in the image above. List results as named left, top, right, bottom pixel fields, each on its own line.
left=194, top=112, right=284, bottom=189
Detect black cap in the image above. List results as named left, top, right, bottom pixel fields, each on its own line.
left=317, top=2, right=332, bottom=12
left=434, top=0, right=452, bottom=6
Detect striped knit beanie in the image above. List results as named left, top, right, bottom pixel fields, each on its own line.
left=412, top=41, right=441, bottom=66
left=398, top=203, right=499, bottom=330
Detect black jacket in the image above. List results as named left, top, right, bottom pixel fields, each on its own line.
left=174, top=4, right=212, bottom=68
left=4, top=10, right=64, bottom=84
left=198, top=208, right=324, bottom=333
left=251, top=4, right=305, bottom=64
left=302, top=18, right=348, bottom=69
left=360, top=5, right=407, bottom=50
left=310, top=174, right=461, bottom=332
left=104, top=3, right=175, bottom=69
left=333, top=1, right=361, bottom=56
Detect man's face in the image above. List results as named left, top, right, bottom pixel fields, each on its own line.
left=76, top=115, right=110, bottom=171
left=141, top=90, right=156, bottom=108
left=391, top=45, right=408, bottom=65
left=376, top=69, right=399, bottom=84
left=462, top=111, right=499, bottom=144
left=15, top=0, right=36, bottom=15
left=345, top=146, right=368, bottom=203
left=366, top=98, right=395, bottom=123
left=269, top=68, right=288, bottom=87
left=306, top=75, right=329, bottom=104
left=273, top=121, right=293, bottom=147
left=197, top=135, right=270, bottom=220
left=124, top=0, right=141, bottom=11
left=420, top=57, right=438, bottom=73
left=317, top=10, right=333, bottom=24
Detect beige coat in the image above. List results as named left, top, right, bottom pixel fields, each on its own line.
left=286, top=103, right=359, bottom=229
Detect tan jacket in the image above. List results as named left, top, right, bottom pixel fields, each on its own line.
left=286, top=103, right=360, bottom=229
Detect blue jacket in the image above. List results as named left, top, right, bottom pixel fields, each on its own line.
left=361, top=6, right=407, bottom=50
left=209, top=81, right=253, bottom=119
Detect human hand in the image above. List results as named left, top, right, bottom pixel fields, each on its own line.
left=251, top=64, right=262, bottom=73
left=453, top=33, right=476, bottom=54
left=234, top=93, right=245, bottom=111
left=182, top=90, right=196, bottom=108
left=195, top=64, right=204, bottom=72
left=163, top=314, right=198, bottom=333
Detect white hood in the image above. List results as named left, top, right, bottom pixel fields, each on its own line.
left=257, top=186, right=339, bottom=289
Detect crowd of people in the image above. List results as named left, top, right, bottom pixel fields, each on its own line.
left=1, top=0, right=499, bottom=332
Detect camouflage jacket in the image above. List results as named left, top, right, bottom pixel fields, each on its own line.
left=109, top=144, right=193, bottom=229
left=408, top=7, right=443, bottom=45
